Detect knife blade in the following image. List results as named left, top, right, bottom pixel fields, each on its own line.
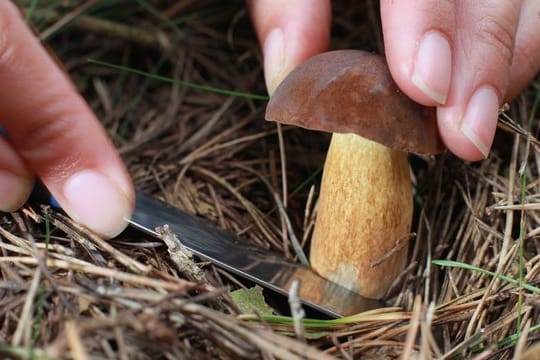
left=130, top=191, right=382, bottom=318
left=29, top=183, right=382, bottom=317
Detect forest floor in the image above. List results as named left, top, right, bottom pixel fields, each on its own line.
left=1, top=1, right=540, bottom=359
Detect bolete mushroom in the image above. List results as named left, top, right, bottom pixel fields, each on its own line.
left=265, top=50, right=444, bottom=299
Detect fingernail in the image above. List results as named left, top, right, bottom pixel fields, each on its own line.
left=63, top=170, right=132, bottom=238
left=263, top=28, right=287, bottom=95
left=412, top=31, right=452, bottom=104
left=460, top=86, right=499, bottom=158
left=0, top=171, right=32, bottom=211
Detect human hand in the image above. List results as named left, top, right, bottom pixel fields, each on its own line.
left=249, top=0, right=540, bottom=161
left=0, top=2, right=134, bottom=237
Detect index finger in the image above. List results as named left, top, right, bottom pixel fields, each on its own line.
left=0, top=1, right=134, bottom=237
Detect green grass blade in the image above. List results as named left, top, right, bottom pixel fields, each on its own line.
left=135, top=0, right=180, bottom=34
left=498, top=322, right=540, bottom=347
left=239, top=308, right=408, bottom=328
left=291, top=166, right=323, bottom=196
left=0, top=344, right=55, bottom=360
left=432, top=259, right=540, bottom=294
left=88, top=59, right=268, bottom=101
left=517, top=167, right=527, bottom=334
left=25, top=0, right=40, bottom=22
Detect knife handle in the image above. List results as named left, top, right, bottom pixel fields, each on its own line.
left=30, top=182, right=61, bottom=209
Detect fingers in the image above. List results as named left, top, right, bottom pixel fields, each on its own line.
left=0, top=1, right=134, bottom=237
left=247, top=0, right=331, bottom=94
left=507, top=0, right=540, bottom=99
left=0, top=137, right=33, bottom=211
left=381, top=0, right=456, bottom=106
left=381, top=0, right=530, bottom=161
left=437, top=1, right=521, bottom=161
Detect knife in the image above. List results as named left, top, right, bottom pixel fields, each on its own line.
left=130, top=191, right=382, bottom=317
left=31, top=186, right=382, bottom=317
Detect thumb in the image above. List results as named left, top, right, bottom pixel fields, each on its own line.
left=248, top=0, right=331, bottom=94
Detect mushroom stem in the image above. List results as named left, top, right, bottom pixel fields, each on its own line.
left=310, top=133, right=413, bottom=299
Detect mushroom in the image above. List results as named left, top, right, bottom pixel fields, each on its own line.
left=265, top=50, right=444, bottom=299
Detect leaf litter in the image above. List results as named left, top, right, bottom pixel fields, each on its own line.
left=1, top=1, right=540, bottom=358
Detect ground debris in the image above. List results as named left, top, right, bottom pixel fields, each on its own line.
left=1, top=0, right=539, bottom=358
left=156, top=224, right=207, bottom=283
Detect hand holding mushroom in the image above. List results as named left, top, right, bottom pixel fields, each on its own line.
left=265, top=50, right=444, bottom=299
left=249, top=0, right=540, bottom=161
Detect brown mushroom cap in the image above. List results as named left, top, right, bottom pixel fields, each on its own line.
left=265, top=50, right=445, bottom=155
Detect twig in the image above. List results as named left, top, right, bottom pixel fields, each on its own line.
left=402, top=295, right=422, bottom=360
left=274, top=192, right=309, bottom=266
left=370, top=233, right=415, bottom=267
left=0, top=256, right=192, bottom=292
left=39, top=0, right=100, bottom=41
left=498, top=111, right=540, bottom=147
left=184, top=302, right=334, bottom=360
left=11, top=268, right=41, bottom=347
left=288, top=280, right=305, bottom=342
left=276, top=122, right=290, bottom=257
left=65, top=321, right=90, bottom=360
left=156, top=224, right=207, bottom=283
left=21, top=7, right=171, bottom=49
left=192, top=166, right=278, bottom=248
left=49, top=212, right=151, bottom=274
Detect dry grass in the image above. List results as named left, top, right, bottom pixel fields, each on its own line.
left=1, top=1, right=540, bottom=358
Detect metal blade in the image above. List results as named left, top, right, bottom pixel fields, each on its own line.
left=130, top=191, right=382, bottom=318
